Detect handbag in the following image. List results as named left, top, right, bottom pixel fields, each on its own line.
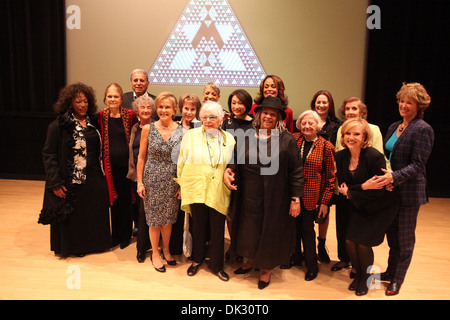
left=182, top=211, right=193, bottom=258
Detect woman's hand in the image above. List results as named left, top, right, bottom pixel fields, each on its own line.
left=53, top=185, right=67, bottom=198
left=289, top=200, right=301, bottom=217
left=362, top=174, right=389, bottom=190
left=137, top=183, right=146, bottom=198
left=338, top=182, right=348, bottom=196
left=174, top=188, right=181, bottom=200
left=373, top=168, right=394, bottom=187
left=223, top=168, right=237, bottom=190
left=317, top=204, right=329, bottom=218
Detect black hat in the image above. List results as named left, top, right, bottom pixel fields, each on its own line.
left=254, top=96, right=286, bottom=120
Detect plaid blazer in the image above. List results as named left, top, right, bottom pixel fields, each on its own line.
left=293, top=133, right=336, bottom=211
left=384, top=118, right=434, bottom=206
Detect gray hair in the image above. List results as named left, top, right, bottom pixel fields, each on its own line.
left=132, top=94, right=155, bottom=115
left=129, top=69, right=148, bottom=81
left=199, top=100, right=224, bottom=121
left=296, top=110, right=321, bottom=131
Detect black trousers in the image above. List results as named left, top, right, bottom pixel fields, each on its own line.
left=190, top=203, right=225, bottom=273
left=294, top=205, right=318, bottom=273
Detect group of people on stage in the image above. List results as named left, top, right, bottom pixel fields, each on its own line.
left=39, top=70, right=434, bottom=296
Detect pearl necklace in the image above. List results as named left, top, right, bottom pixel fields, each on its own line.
left=300, top=136, right=318, bottom=160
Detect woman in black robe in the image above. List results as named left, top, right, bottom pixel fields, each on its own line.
left=39, top=83, right=111, bottom=257
left=224, top=96, right=304, bottom=289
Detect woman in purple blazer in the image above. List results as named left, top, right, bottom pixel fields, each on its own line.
left=376, top=83, right=434, bottom=296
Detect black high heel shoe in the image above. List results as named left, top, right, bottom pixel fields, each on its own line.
left=161, top=250, right=177, bottom=266
left=234, top=266, right=252, bottom=274
left=150, top=255, right=166, bottom=273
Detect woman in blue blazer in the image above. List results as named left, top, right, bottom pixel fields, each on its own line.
left=376, top=83, right=434, bottom=296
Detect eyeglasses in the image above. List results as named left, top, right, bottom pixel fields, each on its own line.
left=201, top=116, right=218, bottom=121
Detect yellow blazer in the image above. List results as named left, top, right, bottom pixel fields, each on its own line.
left=175, top=126, right=236, bottom=216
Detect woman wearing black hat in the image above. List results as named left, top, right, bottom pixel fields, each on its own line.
left=224, top=96, right=304, bottom=289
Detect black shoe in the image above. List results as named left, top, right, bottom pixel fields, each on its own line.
left=137, top=251, right=146, bottom=263
left=150, top=256, right=166, bottom=273
left=356, top=275, right=370, bottom=296
left=348, top=278, right=359, bottom=291
left=305, top=270, right=318, bottom=281
left=331, top=261, right=350, bottom=271
left=216, top=270, right=229, bottom=282
left=120, top=240, right=130, bottom=249
left=234, top=266, right=252, bottom=274
left=386, top=282, right=401, bottom=296
left=187, top=263, right=201, bottom=276
left=258, top=280, right=270, bottom=290
left=161, top=250, right=177, bottom=266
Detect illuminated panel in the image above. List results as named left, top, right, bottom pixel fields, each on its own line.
left=149, top=0, right=266, bottom=87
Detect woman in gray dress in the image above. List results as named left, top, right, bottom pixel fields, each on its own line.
left=136, top=92, right=183, bottom=273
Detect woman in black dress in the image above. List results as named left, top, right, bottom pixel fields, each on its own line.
left=99, top=84, right=137, bottom=249
left=335, top=118, right=400, bottom=296
left=224, top=97, right=304, bottom=289
left=39, top=83, right=111, bottom=258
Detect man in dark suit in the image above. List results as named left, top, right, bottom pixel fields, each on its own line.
left=123, top=69, right=156, bottom=109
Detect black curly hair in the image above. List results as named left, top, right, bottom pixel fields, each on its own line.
left=53, top=82, right=98, bottom=114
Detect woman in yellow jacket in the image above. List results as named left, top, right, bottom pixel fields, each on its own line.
left=175, top=101, right=236, bottom=282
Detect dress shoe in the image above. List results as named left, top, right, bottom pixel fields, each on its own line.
left=120, top=240, right=130, bottom=249
left=356, top=286, right=369, bottom=296
left=234, top=266, right=252, bottom=274
left=216, top=270, right=229, bottom=282
left=150, top=256, right=166, bottom=273
left=348, top=278, right=359, bottom=291
left=161, top=250, right=177, bottom=266
left=258, top=280, right=270, bottom=290
left=331, top=261, right=350, bottom=271
left=386, top=282, right=401, bottom=296
left=187, top=263, right=201, bottom=276
left=305, top=270, right=318, bottom=281
left=137, top=251, right=146, bottom=263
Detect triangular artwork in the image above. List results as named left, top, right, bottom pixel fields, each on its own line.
left=148, top=0, right=266, bottom=87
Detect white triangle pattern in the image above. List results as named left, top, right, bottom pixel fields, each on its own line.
left=148, top=0, right=266, bottom=87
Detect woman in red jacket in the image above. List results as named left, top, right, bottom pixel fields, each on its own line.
left=292, top=110, right=336, bottom=281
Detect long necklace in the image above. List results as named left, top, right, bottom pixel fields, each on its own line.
left=205, top=132, right=222, bottom=173
left=300, top=137, right=317, bottom=161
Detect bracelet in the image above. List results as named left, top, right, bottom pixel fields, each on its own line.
left=137, top=182, right=144, bottom=187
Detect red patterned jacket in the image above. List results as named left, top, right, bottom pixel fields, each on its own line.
left=292, top=133, right=335, bottom=211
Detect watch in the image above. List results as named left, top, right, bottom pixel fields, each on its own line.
left=291, top=197, right=300, bottom=203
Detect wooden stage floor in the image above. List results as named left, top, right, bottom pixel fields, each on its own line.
left=1, top=179, right=449, bottom=301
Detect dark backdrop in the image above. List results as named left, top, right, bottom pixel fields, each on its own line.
left=0, top=0, right=448, bottom=197
left=0, top=0, right=66, bottom=179
left=365, top=0, right=449, bottom=197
